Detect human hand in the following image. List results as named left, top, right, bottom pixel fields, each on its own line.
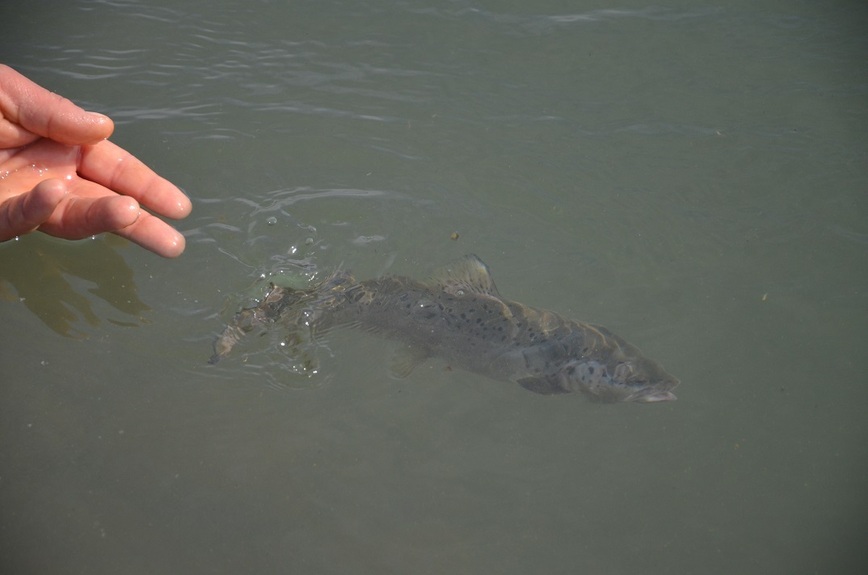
left=0, top=64, right=192, bottom=257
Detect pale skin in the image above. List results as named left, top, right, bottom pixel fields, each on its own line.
left=0, top=64, right=191, bottom=258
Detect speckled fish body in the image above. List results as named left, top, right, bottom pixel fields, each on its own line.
left=212, top=255, right=678, bottom=403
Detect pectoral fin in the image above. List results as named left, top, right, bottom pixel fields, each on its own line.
left=389, top=345, right=430, bottom=378
left=517, top=375, right=569, bottom=395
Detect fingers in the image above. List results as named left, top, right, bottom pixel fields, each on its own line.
left=0, top=64, right=114, bottom=148
left=35, top=184, right=140, bottom=239
left=113, top=211, right=187, bottom=258
left=34, top=181, right=187, bottom=258
left=0, top=65, right=191, bottom=257
left=78, top=139, right=192, bottom=220
left=0, top=138, right=190, bottom=257
left=0, top=179, right=68, bottom=241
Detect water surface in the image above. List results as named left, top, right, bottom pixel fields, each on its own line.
left=1, top=1, right=866, bottom=573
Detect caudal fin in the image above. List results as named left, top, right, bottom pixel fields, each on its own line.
left=209, top=271, right=357, bottom=364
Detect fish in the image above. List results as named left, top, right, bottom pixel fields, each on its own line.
left=211, top=255, right=679, bottom=403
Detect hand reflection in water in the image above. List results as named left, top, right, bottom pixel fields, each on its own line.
left=0, top=234, right=150, bottom=337
left=0, top=64, right=192, bottom=258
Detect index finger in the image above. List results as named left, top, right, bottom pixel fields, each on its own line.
left=0, top=64, right=114, bottom=146
left=79, top=138, right=192, bottom=220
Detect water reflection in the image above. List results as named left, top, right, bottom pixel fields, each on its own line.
left=0, top=234, right=149, bottom=337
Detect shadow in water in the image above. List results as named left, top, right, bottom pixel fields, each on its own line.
left=0, top=234, right=149, bottom=337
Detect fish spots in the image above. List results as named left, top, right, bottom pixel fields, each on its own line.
left=413, top=299, right=441, bottom=321
left=215, top=255, right=678, bottom=404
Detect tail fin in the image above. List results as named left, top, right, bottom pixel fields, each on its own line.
left=209, top=270, right=356, bottom=364
left=209, top=283, right=304, bottom=363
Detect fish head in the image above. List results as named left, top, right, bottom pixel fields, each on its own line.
left=562, top=356, right=679, bottom=403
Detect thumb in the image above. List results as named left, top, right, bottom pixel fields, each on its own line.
left=0, top=179, right=68, bottom=241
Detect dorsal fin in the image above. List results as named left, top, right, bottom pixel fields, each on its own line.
left=426, top=254, right=501, bottom=298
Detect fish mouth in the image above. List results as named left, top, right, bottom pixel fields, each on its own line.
left=625, top=388, right=678, bottom=403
